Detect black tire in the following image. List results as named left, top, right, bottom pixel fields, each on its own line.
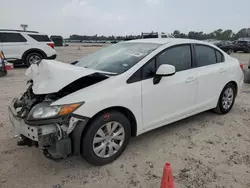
left=25, top=52, right=43, bottom=66
left=0, top=70, right=7, bottom=77
left=244, top=48, right=250, bottom=53
left=227, top=49, right=233, bottom=55
left=213, top=83, right=236, bottom=114
left=81, top=111, right=131, bottom=166
left=233, top=49, right=237, bottom=53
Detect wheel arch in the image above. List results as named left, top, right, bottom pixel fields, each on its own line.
left=215, top=80, right=238, bottom=107
left=84, top=106, right=138, bottom=137
left=22, top=48, right=47, bottom=61
left=213, top=80, right=238, bottom=114
left=227, top=81, right=238, bottom=96
left=71, top=106, right=138, bottom=156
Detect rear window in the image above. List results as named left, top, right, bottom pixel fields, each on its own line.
left=237, top=41, right=248, bottom=44
left=0, top=33, right=27, bottom=42
left=28, top=34, right=51, bottom=42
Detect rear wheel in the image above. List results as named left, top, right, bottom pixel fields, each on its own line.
left=0, top=70, right=7, bottom=77
left=81, top=111, right=131, bottom=166
left=214, top=83, right=236, bottom=114
left=25, top=52, right=43, bottom=66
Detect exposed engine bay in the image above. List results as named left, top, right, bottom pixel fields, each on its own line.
left=9, top=71, right=109, bottom=160
left=16, top=73, right=109, bottom=119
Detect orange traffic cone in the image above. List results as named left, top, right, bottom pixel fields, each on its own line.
left=160, top=163, right=175, bottom=188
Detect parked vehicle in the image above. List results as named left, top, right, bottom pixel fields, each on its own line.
left=214, top=41, right=234, bottom=55
left=205, top=39, right=234, bottom=55
left=233, top=37, right=250, bottom=53
left=0, top=29, right=57, bottom=66
left=204, top=39, right=220, bottom=44
left=0, top=51, right=7, bottom=77
left=244, top=57, right=250, bottom=84
left=50, top=35, right=63, bottom=47
left=141, top=32, right=174, bottom=39
left=247, top=56, right=250, bottom=70
left=9, top=38, right=244, bottom=165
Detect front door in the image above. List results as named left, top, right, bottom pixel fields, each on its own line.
left=0, top=32, right=27, bottom=60
left=141, top=44, right=198, bottom=130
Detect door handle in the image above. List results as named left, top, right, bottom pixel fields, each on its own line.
left=185, top=77, right=196, bottom=83
left=220, top=68, right=227, bottom=73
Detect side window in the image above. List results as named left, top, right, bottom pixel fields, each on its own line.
left=0, top=33, right=27, bottom=42
left=195, top=45, right=216, bottom=67
left=28, top=34, right=51, bottom=42
left=215, top=50, right=223, bottom=63
left=142, top=58, right=156, bottom=79
left=156, top=45, right=192, bottom=72
left=127, top=69, right=141, bottom=83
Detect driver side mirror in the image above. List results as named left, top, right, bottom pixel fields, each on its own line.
left=153, top=64, right=176, bottom=84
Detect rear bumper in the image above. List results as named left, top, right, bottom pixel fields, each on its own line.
left=46, top=54, right=57, bottom=60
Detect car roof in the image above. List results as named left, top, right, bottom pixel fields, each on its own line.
left=124, top=38, right=213, bottom=45
left=238, top=37, right=250, bottom=41
left=0, top=29, right=47, bottom=35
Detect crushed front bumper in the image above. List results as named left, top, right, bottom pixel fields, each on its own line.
left=8, top=98, right=57, bottom=142
left=8, top=98, right=88, bottom=159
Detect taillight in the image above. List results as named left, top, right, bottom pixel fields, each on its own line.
left=240, top=63, right=243, bottom=70
left=47, top=43, right=54, bottom=49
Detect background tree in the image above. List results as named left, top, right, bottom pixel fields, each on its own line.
left=67, top=28, right=250, bottom=41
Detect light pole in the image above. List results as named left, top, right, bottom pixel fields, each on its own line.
left=20, top=24, right=28, bottom=31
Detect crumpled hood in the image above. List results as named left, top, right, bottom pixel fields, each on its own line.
left=25, top=59, right=106, bottom=94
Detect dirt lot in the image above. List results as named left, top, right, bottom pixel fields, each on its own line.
left=0, top=45, right=250, bottom=188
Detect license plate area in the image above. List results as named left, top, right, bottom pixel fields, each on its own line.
left=8, top=106, right=39, bottom=141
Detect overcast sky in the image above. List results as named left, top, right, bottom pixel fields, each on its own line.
left=1, top=0, right=250, bottom=37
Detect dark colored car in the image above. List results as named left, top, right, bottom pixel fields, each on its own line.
left=50, top=35, right=63, bottom=47
left=248, top=57, right=250, bottom=69
left=244, top=57, right=250, bottom=84
left=233, top=38, right=250, bottom=53
left=214, top=41, right=234, bottom=55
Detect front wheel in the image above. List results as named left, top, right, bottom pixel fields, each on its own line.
left=81, top=111, right=131, bottom=166
left=214, top=83, right=236, bottom=114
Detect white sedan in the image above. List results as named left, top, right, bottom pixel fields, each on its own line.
left=9, top=38, right=244, bottom=165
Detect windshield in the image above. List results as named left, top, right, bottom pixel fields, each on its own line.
left=75, top=42, right=160, bottom=74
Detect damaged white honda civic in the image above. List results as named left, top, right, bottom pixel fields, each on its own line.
left=9, top=38, right=244, bottom=165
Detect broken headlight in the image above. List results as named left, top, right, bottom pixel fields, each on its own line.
left=28, top=102, right=83, bottom=120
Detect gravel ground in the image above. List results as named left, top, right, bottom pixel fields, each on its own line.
left=0, top=45, right=250, bottom=188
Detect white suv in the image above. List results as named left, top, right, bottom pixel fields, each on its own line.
left=0, top=30, right=56, bottom=66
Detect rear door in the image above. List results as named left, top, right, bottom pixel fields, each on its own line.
left=194, top=44, right=228, bottom=111
left=0, top=32, right=27, bottom=60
